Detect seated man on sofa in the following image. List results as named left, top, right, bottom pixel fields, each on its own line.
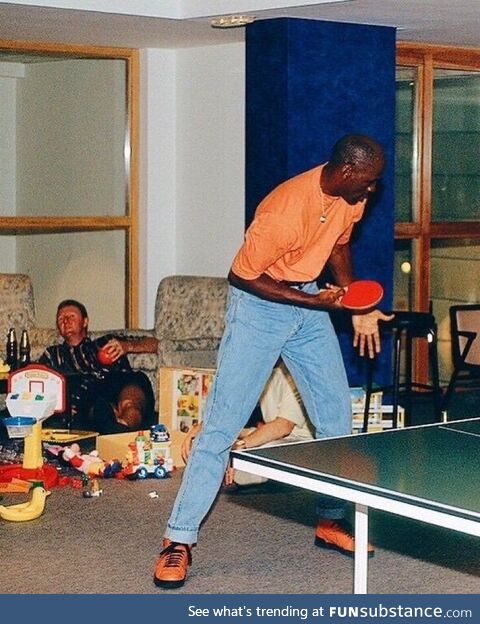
left=39, top=299, right=157, bottom=433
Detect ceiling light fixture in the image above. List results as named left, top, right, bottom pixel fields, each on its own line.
left=210, top=15, right=255, bottom=29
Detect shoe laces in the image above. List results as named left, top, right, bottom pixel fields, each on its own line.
left=321, top=520, right=354, bottom=539
left=160, top=542, right=192, bottom=567
left=334, top=522, right=354, bottom=539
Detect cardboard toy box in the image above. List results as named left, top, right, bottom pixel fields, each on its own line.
left=158, top=366, right=215, bottom=467
left=96, top=430, right=143, bottom=463
left=96, top=367, right=215, bottom=468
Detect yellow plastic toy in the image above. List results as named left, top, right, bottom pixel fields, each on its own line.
left=0, top=365, right=65, bottom=489
left=0, top=485, right=51, bottom=522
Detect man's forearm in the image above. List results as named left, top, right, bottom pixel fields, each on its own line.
left=228, top=270, right=313, bottom=305
left=119, top=337, right=158, bottom=354
left=327, top=243, right=355, bottom=287
left=228, top=270, right=342, bottom=310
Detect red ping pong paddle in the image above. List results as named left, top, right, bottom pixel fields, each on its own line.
left=340, top=280, right=384, bottom=311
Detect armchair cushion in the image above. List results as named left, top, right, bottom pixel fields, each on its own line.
left=29, top=327, right=60, bottom=362
left=155, top=275, right=228, bottom=368
left=155, top=276, right=228, bottom=340
left=160, top=337, right=222, bottom=369
left=0, top=273, right=36, bottom=341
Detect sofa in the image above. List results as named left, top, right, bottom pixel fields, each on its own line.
left=0, top=273, right=229, bottom=409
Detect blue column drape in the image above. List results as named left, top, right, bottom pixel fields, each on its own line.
left=245, top=18, right=396, bottom=386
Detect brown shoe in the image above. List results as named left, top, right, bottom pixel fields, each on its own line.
left=153, top=540, right=192, bottom=589
left=314, top=520, right=375, bottom=558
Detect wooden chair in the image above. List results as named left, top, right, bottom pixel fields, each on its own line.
left=442, top=304, right=480, bottom=411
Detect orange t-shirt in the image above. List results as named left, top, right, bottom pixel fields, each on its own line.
left=231, top=164, right=365, bottom=282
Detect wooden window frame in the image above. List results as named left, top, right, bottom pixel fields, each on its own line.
left=396, top=42, right=480, bottom=380
left=0, top=39, right=140, bottom=326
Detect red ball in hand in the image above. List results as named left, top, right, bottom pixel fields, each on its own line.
left=97, top=346, right=115, bottom=366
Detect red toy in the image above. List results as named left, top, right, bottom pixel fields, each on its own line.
left=97, top=345, right=115, bottom=366
left=61, top=443, right=122, bottom=478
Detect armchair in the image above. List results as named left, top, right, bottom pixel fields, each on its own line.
left=1, top=273, right=230, bottom=412
left=0, top=273, right=155, bottom=409
left=0, top=272, right=56, bottom=371
left=90, top=275, right=230, bottom=404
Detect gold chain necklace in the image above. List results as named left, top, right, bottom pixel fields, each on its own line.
left=319, top=184, right=327, bottom=223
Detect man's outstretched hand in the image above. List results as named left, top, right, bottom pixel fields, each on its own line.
left=352, top=310, right=395, bottom=358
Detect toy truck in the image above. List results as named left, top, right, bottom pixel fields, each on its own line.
left=123, top=426, right=174, bottom=480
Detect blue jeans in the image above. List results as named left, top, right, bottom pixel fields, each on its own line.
left=165, top=284, right=352, bottom=544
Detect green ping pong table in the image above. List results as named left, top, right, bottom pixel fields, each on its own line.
left=231, top=417, right=480, bottom=593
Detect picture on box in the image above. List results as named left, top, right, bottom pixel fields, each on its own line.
left=173, top=370, right=214, bottom=433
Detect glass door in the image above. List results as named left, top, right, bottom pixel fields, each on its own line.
left=395, top=45, right=480, bottom=384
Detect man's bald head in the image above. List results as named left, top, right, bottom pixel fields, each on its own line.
left=329, top=134, right=384, bottom=170
left=322, top=134, right=385, bottom=205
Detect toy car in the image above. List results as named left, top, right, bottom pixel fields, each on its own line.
left=124, top=457, right=171, bottom=480
left=122, top=427, right=174, bottom=480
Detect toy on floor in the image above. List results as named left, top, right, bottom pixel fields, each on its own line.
left=61, top=443, right=122, bottom=478
left=123, top=427, right=174, bottom=480
left=0, top=477, right=31, bottom=493
left=0, top=484, right=51, bottom=522
left=83, top=478, right=103, bottom=498
left=0, top=365, right=66, bottom=489
left=44, top=424, right=173, bottom=481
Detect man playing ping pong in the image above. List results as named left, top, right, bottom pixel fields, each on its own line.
left=154, top=134, right=394, bottom=589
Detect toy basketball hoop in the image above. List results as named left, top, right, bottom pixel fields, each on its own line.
left=0, top=365, right=66, bottom=488
left=7, top=364, right=66, bottom=413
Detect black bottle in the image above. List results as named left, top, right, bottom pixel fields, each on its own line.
left=5, top=327, right=18, bottom=370
left=18, top=329, right=31, bottom=367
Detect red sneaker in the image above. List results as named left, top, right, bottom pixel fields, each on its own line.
left=153, top=540, right=192, bottom=589
left=314, top=520, right=375, bottom=558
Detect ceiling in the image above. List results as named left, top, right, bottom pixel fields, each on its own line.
left=0, top=0, right=478, bottom=50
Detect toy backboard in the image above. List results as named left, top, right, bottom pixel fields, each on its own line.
left=8, top=364, right=66, bottom=412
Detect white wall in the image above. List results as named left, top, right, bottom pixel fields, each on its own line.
left=139, top=43, right=246, bottom=327
left=0, top=68, right=20, bottom=270
left=175, top=44, right=245, bottom=276
left=139, top=49, right=177, bottom=326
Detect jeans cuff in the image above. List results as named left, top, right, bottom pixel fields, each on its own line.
left=165, top=525, right=198, bottom=545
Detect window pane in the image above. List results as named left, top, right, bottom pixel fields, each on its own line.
left=432, top=70, right=480, bottom=222
left=395, top=67, right=418, bottom=222
left=431, top=238, right=480, bottom=382
left=0, top=55, right=128, bottom=217
left=394, top=239, right=415, bottom=311
left=0, top=230, right=126, bottom=329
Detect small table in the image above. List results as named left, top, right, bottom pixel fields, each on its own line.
left=231, top=418, right=480, bottom=594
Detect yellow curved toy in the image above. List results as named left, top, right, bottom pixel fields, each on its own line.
left=0, top=486, right=51, bottom=522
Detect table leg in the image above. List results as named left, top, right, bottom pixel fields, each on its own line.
left=354, top=503, right=369, bottom=594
